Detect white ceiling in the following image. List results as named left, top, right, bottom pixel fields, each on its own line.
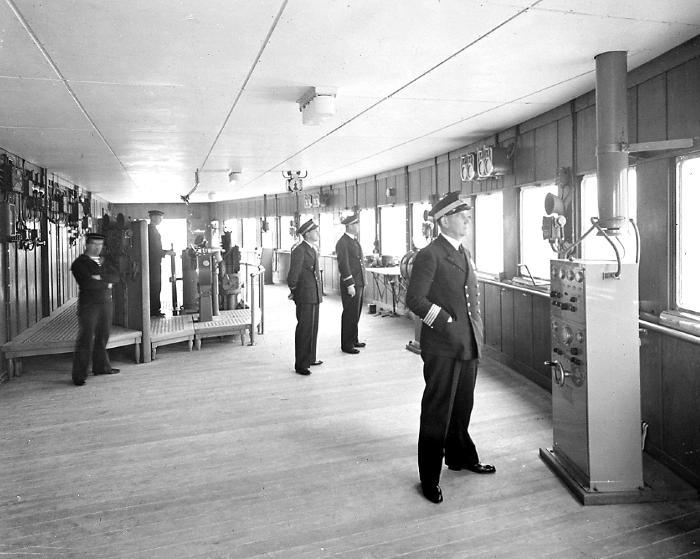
left=1, top=0, right=699, bottom=204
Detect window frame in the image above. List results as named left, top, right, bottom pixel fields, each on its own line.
left=675, top=154, right=700, bottom=315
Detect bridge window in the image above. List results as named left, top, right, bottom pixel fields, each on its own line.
left=677, top=155, right=700, bottom=313
left=359, top=208, right=376, bottom=256
left=380, top=204, right=407, bottom=257
left=319, top=212, right=343, bottom=256
left=520, top=183, right=558, bottom=280
left=223, top=218, right=241, bottom=247
left=411, top=202, right=432, bottom=250
left=242, top=217, right=258, bottom=251
left=279, top=215, right=295, bottom=250
left=474, top=192, right=503, bottom=276
left=261, top=217, right=277, bottom=249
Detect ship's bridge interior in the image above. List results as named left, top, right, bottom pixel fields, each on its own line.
left=1, top=1, right=700, bottom=556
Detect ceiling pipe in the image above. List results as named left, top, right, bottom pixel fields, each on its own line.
left=595, top=51, right=629, bottom=234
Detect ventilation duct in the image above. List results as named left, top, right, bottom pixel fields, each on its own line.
left=595, top=51, right=629, bottom=234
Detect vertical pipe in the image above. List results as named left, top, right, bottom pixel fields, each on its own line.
left=138, top=219, right=151, bottom=363
left=595, top=51, right=629, bottom=232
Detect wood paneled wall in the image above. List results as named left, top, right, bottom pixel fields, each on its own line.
left=0, top=166, right=108, bottom=381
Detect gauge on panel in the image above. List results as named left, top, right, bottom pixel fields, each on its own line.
left=561, top=326, right=573, bottom=345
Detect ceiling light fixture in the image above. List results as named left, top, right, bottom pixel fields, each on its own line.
left=228, top=170, right=241, bottom=183
left=297, top=86, right=337, bottom=125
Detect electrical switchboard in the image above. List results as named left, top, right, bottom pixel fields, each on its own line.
left=545, top=259, right=643, bottom=493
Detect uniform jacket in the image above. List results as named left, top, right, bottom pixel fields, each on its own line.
left=287, top=241, right=323, bottom=304
left=71, top=254, right=114, bottom=306
left=148, top=224, right=166, bottom=270
left=406, top=234, right=483, bottom=360
left=335, top=233, right=365, bottom=289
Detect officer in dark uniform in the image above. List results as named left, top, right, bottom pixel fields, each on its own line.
left=71, top=233, right=120, bottom=386
left=147, top=209, right=175, bottom=317
left=406, top=191, right=495, bottom=504
left=335, top=213, right=366, bottom=354
left=287, top=219, right=323, bottom=376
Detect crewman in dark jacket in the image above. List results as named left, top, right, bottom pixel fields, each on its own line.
left=71, top=233, right=120, bottom=386
left=335, top=213, right=366, bottom=353
left=406, top=191, right=494, bottom=504
left=147, top=209, right=175, bottom=317
left=287, top=219, right=323, bottom=376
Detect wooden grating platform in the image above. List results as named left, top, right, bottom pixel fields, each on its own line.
left=1, top=298, right=141, bottom=377
left=149, top=315, right=195, bottom=359
left=192, top=308, right=261, bottom=349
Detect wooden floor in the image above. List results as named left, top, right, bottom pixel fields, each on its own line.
left=1, top=285, right=698, bottom=558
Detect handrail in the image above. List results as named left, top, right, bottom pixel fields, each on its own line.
left=479, top=277, right=700, bottom=346
left=480, top=277, right=550, bottom=298
left=640, top=319, right=700, bottom=346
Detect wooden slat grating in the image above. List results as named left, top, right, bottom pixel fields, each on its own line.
left=2, top=298, right=141, bottom=361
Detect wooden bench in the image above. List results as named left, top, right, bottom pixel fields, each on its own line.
left=1, top=298, right=142, bottom=377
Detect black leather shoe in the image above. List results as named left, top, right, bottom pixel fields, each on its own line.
left=72, top=376, right=86, bottom=386
left=94, top=368, right=120, bottom=375
left=342, top=348, right=360, bottom=354
left=421, top=483, right=443, bottom=504
left=295, top=369, right=311, bottom=376
left=454, top=462, right=495, bottom=474
left=310, top=360, right=323, bottom=366
left=353, top=342, right=366, bottom=348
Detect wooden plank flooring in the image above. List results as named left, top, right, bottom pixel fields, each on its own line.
left=0, top=284, right=698, bottom=558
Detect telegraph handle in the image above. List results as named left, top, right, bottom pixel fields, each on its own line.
left=545, top=360, right=568, bottom=387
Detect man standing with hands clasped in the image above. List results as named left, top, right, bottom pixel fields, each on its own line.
left=335, top=213, right=366, bottom=354
left=287, top=219, right=323, bottom=376
left=406, top=191, right=495, bottom=504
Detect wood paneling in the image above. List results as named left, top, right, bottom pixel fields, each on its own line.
left=484, top=282, right=501, bottom=350
left=513, top=291, right=533, bottom=367
left=419, top=165, right=433, bottom=201
left=514, top=130, right=535, bottom=185
left=575, top=104, right=596, bottom=174
left=636, top=158, right=670, bottom=310
left=667, top=56, right=700, bottom=141
left=627, top=87, right=638, bottom=145
left=449, top=153, right=464, bottom=193
left=357, top=178, right=376, bottom=209
left=557, top=114, right=573, bottom=171
left=637, top=74, right=667, bottom=142
left=408, top=169, right=420, bottom=203
left=534, top=121, right=557, bottom=182
left=500, top=287, right=514, bottom=359
left=531, top=295, right=551, bottom=385
left=639, top=329, right=664, bottom=452
left=436, top=155, right=449, bottom=195
left=662, top=337, right=700, bottom=483
left=346, top=180, right=357, bottom=209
